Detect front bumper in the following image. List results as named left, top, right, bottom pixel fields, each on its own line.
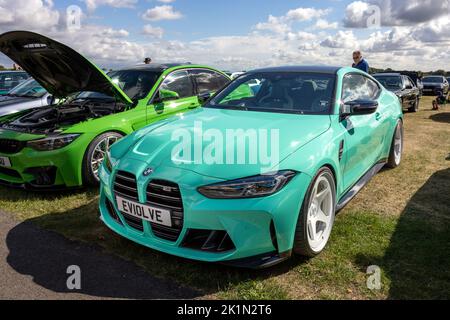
left=98, top=160, right=311, bottom=268
left=422, top=87, right=445, bottom=95
left=0, top=134, right=92, bottom=188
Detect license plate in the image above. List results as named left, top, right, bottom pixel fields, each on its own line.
left=0, top=156, right=11, bottom=167
left=116, top=195, right=172, bottom=227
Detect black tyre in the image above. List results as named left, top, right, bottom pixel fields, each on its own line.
left=408, top=97, right=419, bottom=113
left=82, top=132, right=124, bottom=186
left=293, top=167, right=336, bottom=257
left=386, top=121, right=403, bottom=169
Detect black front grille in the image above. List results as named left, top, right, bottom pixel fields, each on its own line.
left=0, top=139, right=26, bottom=154
left=113, top=171, right=141, bottom=231
left=122, top=212, right=144, bottom=232
left=147, top=180, right=184, bottom=242
left=114, top=171, right=138, bottom=201
left=0, top=166, right=21, bottom=179
left=112, top=172, right=185, bottom=240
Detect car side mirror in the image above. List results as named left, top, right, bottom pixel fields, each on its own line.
left=47, top=95, right=54, bottom=105
left=153, top=89, right=179, bottom=104
left=341, top=99, right=378, bottom=118
left=198, top=92, right=212, bottom=104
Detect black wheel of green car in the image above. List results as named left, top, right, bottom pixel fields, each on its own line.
left=386, top=120, right=403, bottom=169
left=293, top=167, right=336, bottom=257
left=82, top=132, right=124, bottom=186
left=408, top=97, right=419, bottom=113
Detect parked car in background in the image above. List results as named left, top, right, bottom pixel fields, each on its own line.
left=373, top=73, right=421, bottom=112
left=421, top=76, right=449, bottom=96
left=0, top=78, right=53, bottom=117
left=0, top=71, right=29, bottom=95
left=99, top=66, right=404, bottom=268
left=0, top=31, right=230, bottom=189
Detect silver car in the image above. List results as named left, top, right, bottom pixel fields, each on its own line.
left=0, top=78, right=53, bottom=117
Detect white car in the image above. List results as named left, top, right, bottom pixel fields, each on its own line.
left=0, top=78, right=53, bottom=117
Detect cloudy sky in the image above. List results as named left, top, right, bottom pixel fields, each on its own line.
left=0, top=0, right=449, bottom=71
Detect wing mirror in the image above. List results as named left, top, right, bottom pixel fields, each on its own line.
left=198, top=92, right=212, bottom=104
left=153, top=89, right=180, bottom=104
left=46, top=95, right=55, bottom=105
left=341, top=99, right=378, bottom=118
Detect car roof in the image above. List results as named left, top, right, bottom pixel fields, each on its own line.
left=248, top=65, right=341, bottom=74
left=117, top=63, right=196, bottom=72
left=423, top=75, right=444, bottom=78
left=0, top=70, right=27, bottom=74
left=373, top=73, right=402, bottom=77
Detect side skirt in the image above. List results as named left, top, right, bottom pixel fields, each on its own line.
left=336, top=160, right=387, bottom=212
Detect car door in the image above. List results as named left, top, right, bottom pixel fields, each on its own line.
left=147, top=70, right=196, bottom=124
left=405, top=76, right=416, bottom=108
left=340, top=73, right=384, bottom=191
left=407, top=76, right=419, bottom=102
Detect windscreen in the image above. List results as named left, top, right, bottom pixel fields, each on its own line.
left=205, top=72, right=336, bottom=114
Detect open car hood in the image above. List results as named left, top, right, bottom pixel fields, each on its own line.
left=0, top=31, right=132, bottom=104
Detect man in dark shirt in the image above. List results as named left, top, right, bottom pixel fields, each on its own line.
left=352, top=51, right=369, bottom=73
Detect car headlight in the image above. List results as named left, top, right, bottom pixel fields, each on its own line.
left=198, top=170, right=297, bottom=199
left=27, top=134, right=80, bottom=151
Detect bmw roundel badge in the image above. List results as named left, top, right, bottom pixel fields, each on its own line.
left=143, top=167, right=154, bottom=177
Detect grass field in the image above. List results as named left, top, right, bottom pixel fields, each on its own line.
left=1, top=96, right=449, bottom=299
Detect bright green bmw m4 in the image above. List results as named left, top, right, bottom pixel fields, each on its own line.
left=0, top=31, right=230, bottom=189
left=99, top=66, right=404, bottom=268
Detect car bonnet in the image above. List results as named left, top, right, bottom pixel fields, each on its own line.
left=0, top=31, right=132, bottom=104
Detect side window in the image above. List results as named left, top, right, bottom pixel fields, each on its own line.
left=342, top=74, right=379, bottom=102
left=402, top=77, right=409, bottom=88
left=159, top=70, right=194, bottom=99
left=189, top=69, right=230, bottom=94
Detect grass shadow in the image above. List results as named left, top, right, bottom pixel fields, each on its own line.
left=354, top=168, right=450, bottom=299
left=0, top=185, right=97, bottom=203
left=6, top=198, right=308, bottom=299
left=430, top=112, right=450, bottom=124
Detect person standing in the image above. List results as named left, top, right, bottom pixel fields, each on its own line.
left=352, top=51, right=369, bottom=73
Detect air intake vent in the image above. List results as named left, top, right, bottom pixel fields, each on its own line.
left=0, top=139, right=26, bottom=154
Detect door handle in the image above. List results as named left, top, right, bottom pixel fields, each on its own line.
left=375, top=112, right=381, bottom=121
left=188, top=103, right=198, bottom=109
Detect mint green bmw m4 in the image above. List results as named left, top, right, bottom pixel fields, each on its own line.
left=99, top=66, right=404, bottom=268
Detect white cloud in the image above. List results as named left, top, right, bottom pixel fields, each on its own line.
left=314, top=19, right=339, bottom=30
left=142, top=24, right=164, bottom=39
left=142, top=5, right=182, bottom=21
left=0, top=0, right=449, bottom=73
left=254, top=7, right=332, bottom=35
left=0, top=0, right=60, bottom=30
left=321, top=30, right=358, bottom=49
left=84, top=0, right=137, bottom=12
left=157, top=0, right=176, bottom=3
left=255, top=15, right=291, bottom=34
left=286, top=7, right=331, bottom=22
left=344, top=0, right=450, bottom=28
